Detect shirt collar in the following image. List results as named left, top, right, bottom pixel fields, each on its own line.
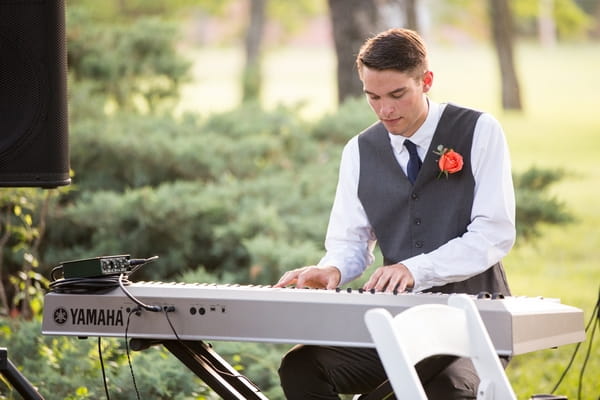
left=389, top=99, right=442, bottom=154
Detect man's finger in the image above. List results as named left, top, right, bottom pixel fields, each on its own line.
left=274, top=270, right=300, bottom=287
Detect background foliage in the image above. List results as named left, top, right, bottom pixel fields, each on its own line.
left=1, top=1, right=598, bottom=400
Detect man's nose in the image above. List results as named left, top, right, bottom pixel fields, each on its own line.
left=379, top=100, right=395, bottom=117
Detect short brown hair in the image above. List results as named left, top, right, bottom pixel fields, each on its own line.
left=356, top=28, right=428, bottom=77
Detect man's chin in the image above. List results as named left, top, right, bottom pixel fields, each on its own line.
left=385, top=126, right=407, bottom=136
left=381, top=120, right=405, bottom=135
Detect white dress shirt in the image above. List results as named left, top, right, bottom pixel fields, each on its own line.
left=317, top=100, right=516, bottom=292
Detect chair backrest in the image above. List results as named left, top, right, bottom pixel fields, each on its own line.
left=364, top=294, right=517, bottom=400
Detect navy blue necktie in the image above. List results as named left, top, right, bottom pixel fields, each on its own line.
left=404, top=140, right=422, bottom=184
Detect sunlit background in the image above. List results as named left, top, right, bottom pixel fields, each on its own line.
left=1, top=1, right=598, bottom=399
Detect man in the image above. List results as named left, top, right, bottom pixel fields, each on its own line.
left=275, top=28, right=515, bottom=399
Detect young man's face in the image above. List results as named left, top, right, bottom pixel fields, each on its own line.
left=361, top=67, right=433, bottom=137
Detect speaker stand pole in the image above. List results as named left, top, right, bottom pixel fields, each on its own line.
left=0, top=348, right=44, bottom=400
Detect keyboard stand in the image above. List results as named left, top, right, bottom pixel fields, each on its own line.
left=129, top=339, right=268, bottom=400
left=0, top=348, right=44, bottom=400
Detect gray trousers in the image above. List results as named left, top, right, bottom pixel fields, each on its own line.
left=278, top=345, right=506, bottom=400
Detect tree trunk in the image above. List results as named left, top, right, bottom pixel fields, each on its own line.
left=488, top=0, right=522, bottom=111
left=242, top=0, right=266, bottom=102
left=328, top=0, right=379, bottom=105
left=592, top=1, right=600, bottom=39
left=404, top=0, right=418, bottom=31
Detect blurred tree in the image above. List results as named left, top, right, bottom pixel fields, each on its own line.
left=442, top=0, right=590, bottom=110
left=241, top=0, right=324, bottom=102
left=67, top=7, right=190, bottom=113
left=328, top=0, right=379, bottom=104
left=326, top=0, right=438, bottom=105
left=243, top=0, right=267, bottom=102
left=66, top=0, right=202, bottom=21
left=512, top=0, right=593, bottom=42
left=404, top=0, right=419, bottom=31
left=488, top=0, right=523, bottom=110
left=594, top=1, right=600, bottom=38
left=186, top=0, right=324, bottom=103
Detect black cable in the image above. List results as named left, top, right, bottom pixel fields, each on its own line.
left=114, top=288, right=261, bottom=395
left=550, top=342, right=581, bottom=393
left=128, top=256, right=159, bottom=268
left=97, top=337, right=110, bottom=400
left=550, top=285, right=600, bottom=395
left=577, top=287, right=599, bottom=400
left=50, top=265, right=63, bottom=281
left=49, top=255, right=160, bottom=399
left=117, top=274, right=161, bottom=312
left=577, top=315, right=597, bottom=400
left=49, top=275, right=129, bottom=294
left=163, top=309, right=234, bottom=376
left=48, top=255, right=159, bottom=295
left=163, top=308, right=182, bottom=341
left=162, top=308, right=262, bottom=391
left=125, top=308, right=142, bottom=400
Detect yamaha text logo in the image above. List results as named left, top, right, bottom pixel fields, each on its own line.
left=53, top=307, right=124, bottom=326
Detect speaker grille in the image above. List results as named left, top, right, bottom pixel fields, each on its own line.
left=0, top=29, right=46, bottom=162
left=0, top=0, right=70, bottom=187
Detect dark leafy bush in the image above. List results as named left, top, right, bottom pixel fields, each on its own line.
left=311, top=96, right=375, bottom=144
left=513, top=167, right=574, bottom=241
left=67, top=8, right=190, bottom=113
left=0, top=318, right=213, bottom=399
left=44, top=181, right=251, bottom=281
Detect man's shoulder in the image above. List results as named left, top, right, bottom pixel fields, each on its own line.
left=357, top=120, right=385, bottom=136
left=442, top=102, right=484, bottom=119
left=357, top=121, right=387, bottom=145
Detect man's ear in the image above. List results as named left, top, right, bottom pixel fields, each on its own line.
left=422, top=70, right=434, bottom=92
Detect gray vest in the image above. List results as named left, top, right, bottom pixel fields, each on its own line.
left=357, top=104, right=510, bottom=295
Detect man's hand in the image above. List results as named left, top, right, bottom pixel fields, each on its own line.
left=274, top=265, right=341, bottom=290
left=362, top=263, right=415, bottom=293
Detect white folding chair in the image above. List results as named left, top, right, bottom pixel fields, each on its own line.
left=364, top=294, right=517, bottom=400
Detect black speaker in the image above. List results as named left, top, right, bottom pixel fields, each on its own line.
left=0, top=0, right=70, bottom=188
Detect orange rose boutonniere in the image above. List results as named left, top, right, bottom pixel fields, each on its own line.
left=433, top=145, right=463, bottom=178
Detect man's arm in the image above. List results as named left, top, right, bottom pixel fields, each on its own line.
left=402, top=113, right=516, bottom=292
left=317, top=137, right=376, bottom=286
left=275, top=137, right=376, bottom=289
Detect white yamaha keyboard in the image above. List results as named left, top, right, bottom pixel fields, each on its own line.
left=41, top=282, right=586, bottom=356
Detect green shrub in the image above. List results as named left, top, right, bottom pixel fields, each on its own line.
left=67, top=8, right=190, bottom=113
left=44, top=182, right=251, bottom=281
left=311, top=96, right=375, bottom=144
left=514, top=167, right=574, bottom=242
left=0, top=317, right=212, bottom=399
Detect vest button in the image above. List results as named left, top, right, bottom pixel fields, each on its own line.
left=414, top=218, right=421, bottom=225
left=411, top=193, right=418, bottom=200
left=415, top=240, right=424, bottom=248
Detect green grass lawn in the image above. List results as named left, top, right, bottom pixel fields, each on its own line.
left=179, top=42, right=600, bottom=399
